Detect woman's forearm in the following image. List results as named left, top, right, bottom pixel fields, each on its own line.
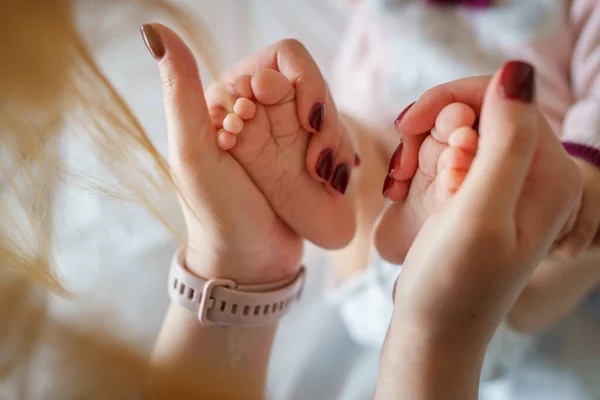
left=508, top=251, right=600, bottom=333
left=144, top=304, right=277, bottom=400
left=374, top=314, right=487, bottom=400
left=143, top=251, right=289, bottom=400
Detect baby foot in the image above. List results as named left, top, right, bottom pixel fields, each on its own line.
left=375, top=103, right=480, bottom=263
left=213, top=68, right=357, bottom=249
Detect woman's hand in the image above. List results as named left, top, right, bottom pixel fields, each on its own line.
left=142, top=25, right=348, bottom=399
left=390, top=63, right=581, bottom=339
left=375, top=62, right=582, bottom=399
left=143, top=25, right=339, bottom=284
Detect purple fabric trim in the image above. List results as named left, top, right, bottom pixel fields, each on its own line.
left=563, top=142, right=600, bottom=169
left=425, top=0, right=493, bottom=8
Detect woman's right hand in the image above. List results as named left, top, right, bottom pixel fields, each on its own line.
left=374, top=62, right=582, bottom=400
left=384, top=62, right=583, bottom=343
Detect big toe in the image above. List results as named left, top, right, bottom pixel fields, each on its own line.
left=435, top=102, right=477, bottom=141
left=251, top=68, right=295, bottom=105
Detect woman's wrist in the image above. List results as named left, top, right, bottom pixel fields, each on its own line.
left=184, top=242, right=302, bottom=285
left=149, top=244, right=292, bottom=399
left=147, top=242, right=298, bottom=398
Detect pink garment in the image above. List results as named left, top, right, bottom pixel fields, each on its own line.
left=331, top=0, right=600, bottom=167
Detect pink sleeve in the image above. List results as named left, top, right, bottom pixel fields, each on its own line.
left=562, top=0, right=600, bottom=168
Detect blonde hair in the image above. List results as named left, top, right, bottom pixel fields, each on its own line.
left=0, top=0, right=225, bottom=395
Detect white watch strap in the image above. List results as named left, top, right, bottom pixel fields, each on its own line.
left=168, top=251, right=306, bottom=327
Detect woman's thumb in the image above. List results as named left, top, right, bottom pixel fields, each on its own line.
left=140, top=23, right=217, bottom=165
left=459, top=61, right=538, bottom=215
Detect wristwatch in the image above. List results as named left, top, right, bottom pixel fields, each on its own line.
left=168, top=250, right=306, bottom=327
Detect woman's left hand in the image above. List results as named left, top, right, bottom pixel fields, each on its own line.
left=143, top=25, right=356, bottom=285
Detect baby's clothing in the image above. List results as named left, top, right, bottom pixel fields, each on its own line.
left=328, top=0, right=600, bottom=394
left=332, top=0, right=600, bottom=166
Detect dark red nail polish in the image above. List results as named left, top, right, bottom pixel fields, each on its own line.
left=388, top=142, right=403, bottom=176
left=309, top=103, right=326, bottom=132
left=316, top=148, right=334, bottom=180
left=472, top=116, right=480, bottom=133
left=140, top=24, right=165, bottom=60
left=354, top=153, right=361, bottom=167
left=499, top=61, right=535, bottom=103
left=331, top=164, right=351, bottom=194
left=383, top=175, right=395, bottom=197
left=394, top=101, right=415, bottom=126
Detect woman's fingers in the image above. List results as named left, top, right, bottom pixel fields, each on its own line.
left=141, top=24, right=218, bottom=168
left=457, top=62, right=538, bottom=219
left=391, top=100, right=477, bottom=186
left=395, top=76, right=491, bottom=137
left=387, top=133, right=427, bottom=182
left=454, top=61, right=581, bottom=251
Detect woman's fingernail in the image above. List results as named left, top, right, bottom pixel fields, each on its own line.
left=309, top=103, right=326, bottom=132
left=354, top=153, right=361, bottom=167
left=140, top=24, right=165, bottom=60
left=331, top=164, right=351, bottom=194
left=473, top=116, right=480, bottom=133
left=316, top=149, right=334, bottom=180
left=388, top=142, right=403, bottom=176
left=394, top=101, right=415, bottom=126
left=383, top=175, right=395, bottom=197
left=499, top=61, right=535, bottom=103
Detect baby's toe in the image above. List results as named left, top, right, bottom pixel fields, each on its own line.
left=437, top=145, right=475, bottom=172
left=223, top=113, right=244, bottom=134
left=251, top=68, right=295, bottom=105
left=448, top=126, right=479, bottom=154
left=234, top=75, right=254, bottom=99
left=434, top=126, right=480, bottom=204
left=217, top=129, right=237, bottom=150
left=233, top=98, right=257, bottom=120
left=436, top=168, right=465, bottom=203
left=439, top=168, right=467, bottom=190
left=435, top=103, right=477, bottom=142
